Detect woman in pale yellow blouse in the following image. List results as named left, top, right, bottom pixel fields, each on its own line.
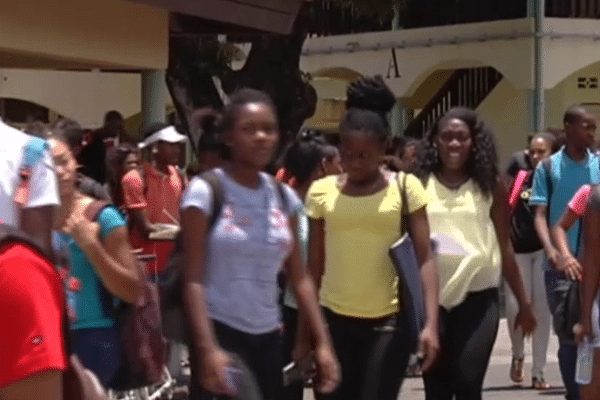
left=416, top=107, right=537, bottom=400
left=304, top=76, right=440, bottom=400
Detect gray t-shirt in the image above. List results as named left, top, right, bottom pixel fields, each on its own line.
left=181, top=168, right=301, bottom=334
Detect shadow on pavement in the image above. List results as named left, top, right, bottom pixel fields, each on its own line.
left=482, top=384, right=566, bottom=396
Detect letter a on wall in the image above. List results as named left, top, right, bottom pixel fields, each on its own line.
left=387, top=48, right=401, bottom=79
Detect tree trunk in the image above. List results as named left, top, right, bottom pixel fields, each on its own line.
left=166, top=1, right=317, bottom=161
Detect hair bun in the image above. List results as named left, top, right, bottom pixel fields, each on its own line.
left=346, top=75, right=396, bottom=116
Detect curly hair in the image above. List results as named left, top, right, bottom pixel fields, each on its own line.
left=416, top=107, right=499, bottom=196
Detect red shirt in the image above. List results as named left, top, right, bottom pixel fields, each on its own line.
left=0, top=243, right=67, bottom=388
left=121, top=163, right=185, bottom=274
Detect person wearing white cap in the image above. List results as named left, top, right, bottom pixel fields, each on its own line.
left=121, top=123, right=187, bottom=275
left=138, top=125, right=188, bottom=151
left=122, top=123, right=189, bottom=387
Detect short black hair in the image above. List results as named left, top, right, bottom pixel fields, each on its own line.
left=220, top=89, right=277, bottom=135
left=191, top=89, right=276, bottom=161
left=104, top=110, right=123, bottom=123
left=564, top=105, right=588, bottom=125
left=340, top=76, right=396, bottom=144
left=531, top=131, right=559, bottom=153
left=50, top=119, right=85, bottom=154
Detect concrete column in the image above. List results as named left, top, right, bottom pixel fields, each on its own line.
left=141, top=69, right=167, bottom=133
left=529, top=0, right=546, bottom=132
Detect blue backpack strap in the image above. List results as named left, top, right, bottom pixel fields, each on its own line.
left=15, top=137, right=49, bottom=205
left=22, top=137, right=49, bottom=168
left=199, top=170, right=225, bottom=231
left=541, top=158, right=553, bottom=210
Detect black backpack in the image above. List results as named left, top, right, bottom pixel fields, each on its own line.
left=159, top=170, right=288, bottom=341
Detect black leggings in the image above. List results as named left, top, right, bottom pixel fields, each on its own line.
left=189, top=320, right=283, bottom=400
left=423, top=288, right=500, bottom=400
left=316, top=308, right=411, bottom=400
left=282, top=306, right=304, bottom=400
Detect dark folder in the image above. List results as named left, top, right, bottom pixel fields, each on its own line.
left=389, top=234, right=437, bottom=350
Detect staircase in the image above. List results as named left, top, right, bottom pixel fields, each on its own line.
left=404, top=67, right=503, bottom=138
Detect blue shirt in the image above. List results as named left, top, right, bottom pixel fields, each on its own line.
left=181, top=168, right=302, bottom=334
left=55, top=206, right=127, bottom=330
left=530, top=147, right=600, bottom=254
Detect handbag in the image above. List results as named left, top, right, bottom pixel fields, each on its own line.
left=83, top=201, right=167, bottom=391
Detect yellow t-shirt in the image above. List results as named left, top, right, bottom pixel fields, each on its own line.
left=424, top=176, right=501, bottom=310
left=305, top=172, right=429, bottom=318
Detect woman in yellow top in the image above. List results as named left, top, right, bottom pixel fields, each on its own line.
left=417, top=107, right=537, bottom=400
left=305, top=76, right=440, bottom=400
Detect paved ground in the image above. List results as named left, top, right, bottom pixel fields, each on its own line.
left=304, top=319, right=566, bottom=400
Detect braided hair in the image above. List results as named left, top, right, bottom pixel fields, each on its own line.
left=340, top=76, right=396, bottom=144
left=278, top=129, right=332, bottom=187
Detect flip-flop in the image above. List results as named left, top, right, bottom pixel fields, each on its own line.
left=532, top=377, right=552, bottom=390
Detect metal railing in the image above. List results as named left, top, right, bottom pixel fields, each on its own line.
left=307, top=0, right=600, bottom=37
left=307, top=0, right=391, bottom=37
left=547, top=0, right=600, bottom=17
left=404, top=67, right=503, bottom=138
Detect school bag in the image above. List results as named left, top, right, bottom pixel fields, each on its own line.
left=0, top=222, right=110, bottom=400
left=83, top=201, right=167, bottom=391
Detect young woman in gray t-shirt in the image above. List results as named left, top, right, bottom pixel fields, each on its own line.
left=181, top=89, right=340, bottom=400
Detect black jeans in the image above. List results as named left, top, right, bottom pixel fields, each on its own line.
left=282, top=306, right=304, bottom=400
left=423, top=288, right=500, bottom=400
left=189, top=320, right=283, bottom=400
left=316, top=308, right=411, bottom=400
left=545, top=269, right=579, bottom=400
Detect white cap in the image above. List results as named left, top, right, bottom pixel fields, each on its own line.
left=138, top=126, right=187, bottom=149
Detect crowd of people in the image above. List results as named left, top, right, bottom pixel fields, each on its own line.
left=2, top=74, right=600, bottom=400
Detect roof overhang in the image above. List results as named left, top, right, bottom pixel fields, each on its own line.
left=123, top=0, right=305, bottom=34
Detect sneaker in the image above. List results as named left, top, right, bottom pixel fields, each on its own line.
left=510, top=357, right=524, bottom=383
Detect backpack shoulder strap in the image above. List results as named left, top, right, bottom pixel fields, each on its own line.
left=541, top=158, right=553, bottom=205
left=589, top=184, right=600, bottom=213
left=397, top=171, right=409, bottom=235
left=199, top=170, right=225, bottom=231
left=0, top=223, right=52, bottom=263
left=176, top=167, right=187, bottom=192
left=508, top=169, right=530, bottom=214
left=15, top=137, right=49, bottom=206
left=273, top=178, right=289, bottom=214
left=84, top=200, right=112, bottom=222
left=141, top=165, right=148, bottom=197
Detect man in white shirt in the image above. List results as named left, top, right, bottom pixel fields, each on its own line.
left=0, top=120, right=59, bottom=252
